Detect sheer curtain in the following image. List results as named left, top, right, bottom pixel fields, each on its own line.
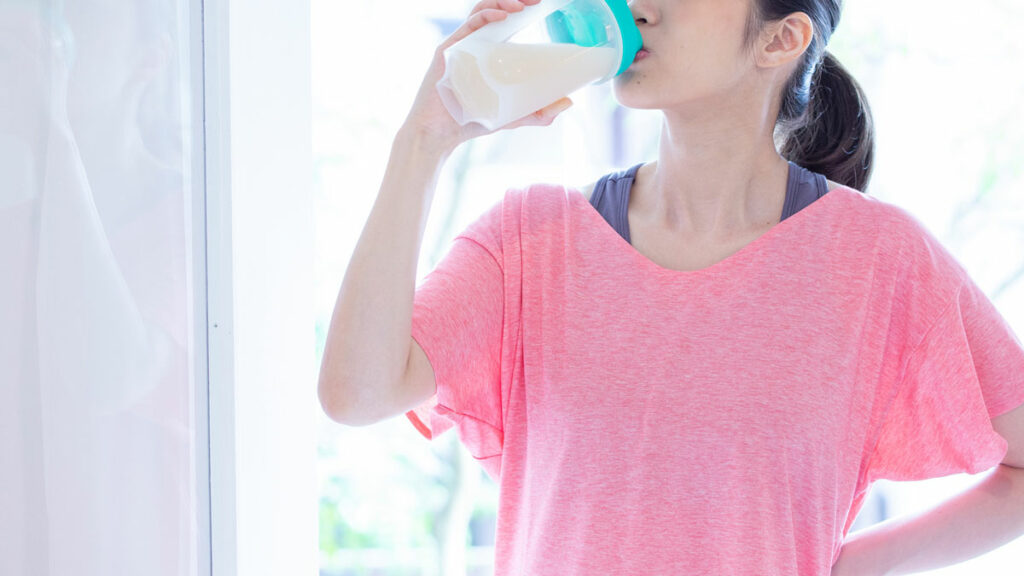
left=0, top=1, right=198, bottom=574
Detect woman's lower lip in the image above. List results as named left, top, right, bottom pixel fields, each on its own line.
left=633, top=49, right=650, bottom=63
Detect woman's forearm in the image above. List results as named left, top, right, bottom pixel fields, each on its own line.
left=834, top=464, right=1024, bottom=575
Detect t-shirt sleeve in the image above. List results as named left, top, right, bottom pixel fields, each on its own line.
left=865, top=270, right=1024, bottom=483
left=404, top=193, right=514, bottom=480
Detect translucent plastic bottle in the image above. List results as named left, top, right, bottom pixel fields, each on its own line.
left=436, top=0, right=642, bottom=131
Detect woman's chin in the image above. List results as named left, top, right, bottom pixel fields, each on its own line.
left=610, top=85, right=660, bottom=110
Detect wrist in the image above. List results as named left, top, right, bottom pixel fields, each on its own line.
left=395, top=122, right=459, bottom=159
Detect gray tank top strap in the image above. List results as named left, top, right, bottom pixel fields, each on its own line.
left=589, top=163, right=643, bottom=244
left=781, top=161, right=830, bottom=221
left=589, top=161, right=829, bottom=245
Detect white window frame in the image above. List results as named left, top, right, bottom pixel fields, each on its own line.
left=200, top=0, right=318, bottom=574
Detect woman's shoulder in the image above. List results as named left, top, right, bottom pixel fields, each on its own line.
left=487, top=183, right=579, bottom=228
left=511, top=181, right=590, bottom=207
left=827, top=185, right=916, bottom=238
left=849, top=189, right=970, bottom=284
left=843, top=188, right=933, bottom=239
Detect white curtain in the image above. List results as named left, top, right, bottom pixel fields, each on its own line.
left=0, top=1, right=198, bottom=574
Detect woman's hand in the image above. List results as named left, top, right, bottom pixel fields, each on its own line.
left=400, top=0, right=575, bottom=151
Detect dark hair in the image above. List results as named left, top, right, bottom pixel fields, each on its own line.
left=743, top=0, right=875, bottom=192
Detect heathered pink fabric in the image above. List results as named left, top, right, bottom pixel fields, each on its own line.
left=404, top=182, right=1024, bottom=575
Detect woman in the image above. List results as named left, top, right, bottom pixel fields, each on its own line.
left=319, top=1, right=1024, bottom=574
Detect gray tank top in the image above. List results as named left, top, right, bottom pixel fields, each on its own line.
left=589, top=161, right=830, bottom=244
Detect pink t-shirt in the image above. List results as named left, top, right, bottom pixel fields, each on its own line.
left=404, top=182, right=1024, bottom=575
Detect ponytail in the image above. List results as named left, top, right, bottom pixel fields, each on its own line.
left=778, top=51, right=875, bottom=192
left=744, top=0, right=875, bottom=192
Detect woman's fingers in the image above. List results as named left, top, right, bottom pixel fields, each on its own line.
left=438, top=9, right=506, bottom=52
left=467, top=0, right=537, bottom=18
left=439, top=0, right=543, bottom=52
left=503, top=97, right=574, bottom=130
left=535, top=97, right=574, bottom=122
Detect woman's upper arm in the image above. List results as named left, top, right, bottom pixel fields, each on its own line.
left=993, top=401, right=1024, bottom=469
left=398, top=335, right=437, bottom=418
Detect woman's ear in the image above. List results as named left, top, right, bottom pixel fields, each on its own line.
left=757, top=12, right=814, bottom=69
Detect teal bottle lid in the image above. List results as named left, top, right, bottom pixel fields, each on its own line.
left=545, top=0, right=642, bottom=77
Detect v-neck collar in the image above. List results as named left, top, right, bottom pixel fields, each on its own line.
left=574, top=166, right=843, bottom=277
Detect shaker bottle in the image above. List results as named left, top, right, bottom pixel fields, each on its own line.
left=436, top=0, right=642, bottom=131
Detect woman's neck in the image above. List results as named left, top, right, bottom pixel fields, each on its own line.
left=637, top=112, right=789, bottom=239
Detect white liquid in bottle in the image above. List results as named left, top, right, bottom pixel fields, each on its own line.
left=439, top=40, right=619, bottom=130
left=445, top=48, right=500, bottom=124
